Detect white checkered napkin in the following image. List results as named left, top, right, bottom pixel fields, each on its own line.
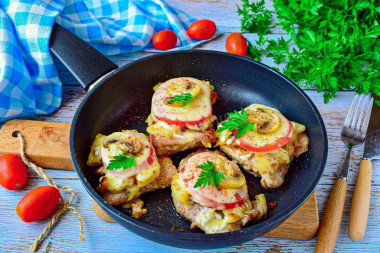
left=0, top=0, right=221, bottom=122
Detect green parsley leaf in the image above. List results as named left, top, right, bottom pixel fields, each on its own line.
left=237, top=0, right=273, bottom=35
left=106, top=149, right=136, bottom=170
left=216, top=108, right=254, bottom=138
left=238, top=0, right=380, bottom=104
left=194, top=161, right=225, bottom=189
left=247, top=40, right=264, bottom=62
left=168, top=93, right=200, bottom=107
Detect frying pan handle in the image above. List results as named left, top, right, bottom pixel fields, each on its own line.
left=49, top=23, right=118, bottom=90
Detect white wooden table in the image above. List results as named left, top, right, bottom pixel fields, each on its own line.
left=0, top=1, right=379, bottom=252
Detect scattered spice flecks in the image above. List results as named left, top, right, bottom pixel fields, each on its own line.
left=268, top=202, right=277, bottom=207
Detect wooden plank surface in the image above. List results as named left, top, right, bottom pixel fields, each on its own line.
left=0, top=120, right=73, bottom=170
left=0, top=0, right=379, bottom=252
left=263, top=191, right=319, bottom=240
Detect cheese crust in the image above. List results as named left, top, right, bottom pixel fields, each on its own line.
left=219, top=124, right=309, bottom=189
left=147, top=77, right=217, bottom=155
left=171, top=150, right=267, bottom=233
left=87, top=130, right=177, bottom=218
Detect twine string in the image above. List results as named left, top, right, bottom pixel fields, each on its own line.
left=15, top=132, right=85, bottom=252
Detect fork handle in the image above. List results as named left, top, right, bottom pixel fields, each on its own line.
left=315, top=178, right=347, bottom=253
left=349, top=159, right=372, bottom=241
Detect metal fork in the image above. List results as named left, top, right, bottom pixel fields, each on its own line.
left=315, top=94, right=374, bottom=253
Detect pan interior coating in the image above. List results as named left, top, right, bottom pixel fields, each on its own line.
left=70, top=50, right=327, bottom=248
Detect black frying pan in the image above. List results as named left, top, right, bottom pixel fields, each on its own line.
left=50, top=24, right=328, bottom=249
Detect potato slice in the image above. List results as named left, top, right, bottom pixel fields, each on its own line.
left=216, top=155, right=245, bottom=189
left=219, top=173, right=245, bottom=189
left=172, top=174, right=193, bottom=207
left=165, top=80, right=201, bottom=98
left=247, top=108, right=280, bottom=134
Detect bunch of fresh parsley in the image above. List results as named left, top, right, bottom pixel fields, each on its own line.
left=238, top=0, right=380, bottom=104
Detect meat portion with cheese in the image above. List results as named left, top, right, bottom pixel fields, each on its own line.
left=87, top=130, right=177, bottom=218
left=171, top=150, right=267, bottom=233
left=147, top=77, right=217, bottom=155
left=216, top=104, right=309, bottom=189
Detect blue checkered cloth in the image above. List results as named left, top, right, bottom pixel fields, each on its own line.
left=0, top=0, right=222, bottom=122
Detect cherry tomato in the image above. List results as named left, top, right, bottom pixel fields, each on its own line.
left=187, top=19, right=217, bottom=40
left=225, top=32, right=248, bottom=56
left=152, top=30, right=177, bottom=50
left=0, top=154, right=27, bottom=190
left=16, top=186, right=60, bottom=222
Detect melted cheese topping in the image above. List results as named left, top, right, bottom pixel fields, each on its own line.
left=146, top=113, right=215, bottom=149
left=172, top=173, right=252, bottom=233
left=89, top=130, right=161, bottom=198
left=103, top=174, right=135, bottom=193
left=172, top=151, right=268, bottom=233
left=147, top=113, right=215, bottom=135
left=216, top=121, right=306, bottom=175
left=87, top=134, right=107, bottom=165
left=179, top=152, right=248, bottom=209
left=136, top=158, right=160, bottom=187
left=171, top=173, right=193, bottom=208
left=236, top=109, right=291, bottom=149
left=151, top=77, right=213, bottom=123
left=100, top=132, right=151, bottom=170
left=193, top=195, right=266, bottom=234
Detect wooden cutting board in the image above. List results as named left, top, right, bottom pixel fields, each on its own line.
left=0, top=119, right=319, bottom=240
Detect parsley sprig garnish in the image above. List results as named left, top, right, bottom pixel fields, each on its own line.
left=194, top=161, right=225, bottom=189
left=106, top=149, right=136, bottom=170
left=237, top=0, right=273, bottom=36
left=168, top=93, right=200, bottom=107
left=216, top=108, right=254, bottom=138
left=238, top=0, right=380, bottom=105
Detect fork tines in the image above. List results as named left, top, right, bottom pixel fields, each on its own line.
left=344, top=94, right=374, bottom=133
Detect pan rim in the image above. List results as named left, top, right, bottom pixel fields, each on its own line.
left=70, top=49, right=328, bottom=245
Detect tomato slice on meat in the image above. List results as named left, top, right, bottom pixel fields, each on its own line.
left=222, top=194, right=247, bottom=209
left=155, top=114, right=211, bottom=126
left=151, top=78, right=214, bottom=126
left=188, top=187, right=247, bottom=210
left=180, top=152, right=248, bottom=210
left=236, top=112, right=294, bottom=153
left=100, top=132, right=156, bottom=178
